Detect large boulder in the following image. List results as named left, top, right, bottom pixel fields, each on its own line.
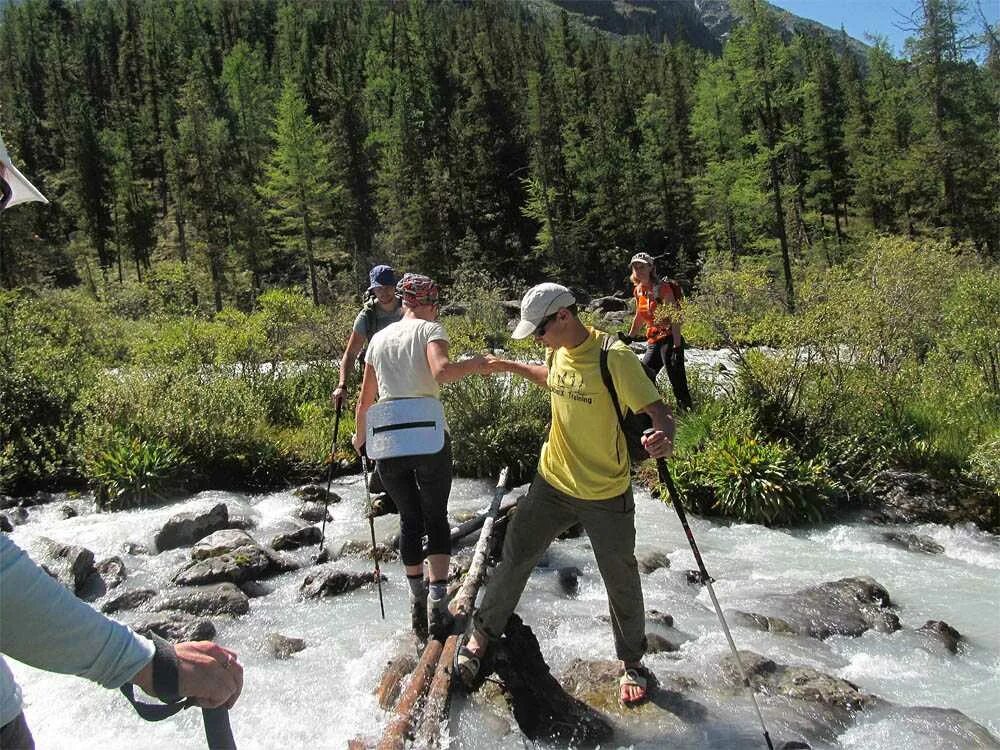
left=131, top=613, right=216, bottom=642
left=868, top=470, right=999, bottom=532
left=155, top=503, right=230, bottom=552
left=725, top=609, right=797, bottom=635
left=720, top=651, right=875, bottom=713
left=300, top=566, right=383, bottom=599
left=174, top=531, right=297, bottom=586
left=752, top=576, right=900, bottom=640
left=587, top=295, right=629, bottom=314
left=153, top=583, right=250, bottom=617
left=36, top=537, right=95, bottom=595
left=266, top=633, right=306, bottom=660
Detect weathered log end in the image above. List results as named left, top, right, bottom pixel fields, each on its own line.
left=492, top=614, right=614, bottom=747
left=375, top=653, right=419, bottom=711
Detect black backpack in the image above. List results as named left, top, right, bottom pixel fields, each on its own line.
left=599, top=334, right=655, bottom=464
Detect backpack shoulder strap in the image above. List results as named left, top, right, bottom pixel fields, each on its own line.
left=599, top=335, right=627, bottom=429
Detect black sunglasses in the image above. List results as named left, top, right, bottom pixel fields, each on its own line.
left=532, top=312, right=559, bottom=338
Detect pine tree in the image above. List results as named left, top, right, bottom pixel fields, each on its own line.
left=261, top=78, right=337, bottom=306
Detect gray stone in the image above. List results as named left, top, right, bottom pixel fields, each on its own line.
left=173, top=543, right=297, bottom=586
left=587, top=295, right=629, bottom=313
left=154, top=503, right=230, bottom=552
left=131, top=613, right=216, bottom=643
left=239, top=581, right=273, bottom=598
left=225, top=514, right=256, bottom=531
left=122, top=541, right=149, bottom=555
left=645, top=632, right=679, bottom=654
left=726, top=609, right=797, bottom=634
left=0, top=514, right=12, bottom=533
left=296, top=500, right=333, bottom=524
left=293, top=484, right=342, bottom=505
left=0, top=495, right=17, bottom=510
left=869, top=469, right=999, bottom=533
left=557, top=566, right=582, bottom=595
left=881, top=531, right=945, bottom=555
left=153, top=583, right=250, bottom=617
left=6, top=507, right=28, bottom=526
left=37, top=537, right=95, bottom=595
left=637, top=550, right=670, bottom=574
left=267, top=633, right=306, bottom=660
left=337, top=539, right=397, bottom=563
left=101, top=588, right=156, bottom=614
left=918, top=620, right=962, bottom=653
left=270, top=525, right=323, bottom=551
left=192, top=529, right=258, bottom=560
left=300, top=566, right=383, bottom=599
left=762, top=576, right=900, bottom=639
left=719, top=650, right=875, bottom=712
left=645, top=609, right=674, bottom=628
left=96, top=556, right=127, bottom=589
left=58, top=504, right=78, bottom=519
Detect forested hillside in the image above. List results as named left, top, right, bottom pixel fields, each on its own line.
left=2, top=0, right=996, bottom=308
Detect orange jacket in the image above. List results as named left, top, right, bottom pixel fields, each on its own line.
left=634, top=280, right=681, bottom=344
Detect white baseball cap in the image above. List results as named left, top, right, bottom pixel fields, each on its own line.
left=511, top=283, right=577, bottom=340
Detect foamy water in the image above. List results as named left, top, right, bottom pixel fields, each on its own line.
left=6, top=477, right=999, bottom=749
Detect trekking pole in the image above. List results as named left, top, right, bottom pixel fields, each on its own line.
left=361, top=454, right=386, bottom=619
left=317, top=398, right=344, bottom=553
left=648, top=439, right=774, bottom=750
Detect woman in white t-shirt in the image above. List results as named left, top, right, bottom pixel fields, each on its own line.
left=353, top=273, right=487, bottom=641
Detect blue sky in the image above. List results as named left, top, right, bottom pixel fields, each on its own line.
left=775, top=0, right=999, bottom=56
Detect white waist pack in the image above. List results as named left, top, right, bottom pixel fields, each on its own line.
left=365, top=397, right=446, bottom=460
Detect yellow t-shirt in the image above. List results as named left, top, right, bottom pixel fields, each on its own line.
left=539, top=327, right=662, bottom=500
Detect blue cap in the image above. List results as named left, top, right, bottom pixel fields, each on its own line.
left=368, top=264, right=397, bottom=292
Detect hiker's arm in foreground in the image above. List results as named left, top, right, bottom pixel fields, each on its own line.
left=482, top=356, right=548, bottom=388
left=0, top=536, right=242, bottom=709
left=333, top=330, right=366, bottom=406
left=427, top=340, right=486, bottom=384
left=640, top=399, right=675, bottom=459
left=627, top=306, right=643, bottom=339
left=353, top=362, right=379, bottom=451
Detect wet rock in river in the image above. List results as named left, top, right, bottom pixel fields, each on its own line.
left=336, top=539, right=398, bottom=563
left=101, top=588, right=156, bottom=614
left=77, top=556, right=128, bottom=601
left=132, top=613, right=216, bottom=642
left=557, top=566, right=582, bottom=595
left=645, top=632, right=679, bottom=654
left=153, top=582, right=250, bottom=617
left=300, top=566, right=384, bottom=599
left=294, top=484, right=341, bottom=506
left=5, top=508, right=28, bottom=526
left=645, top=609, right=673, bottom=628
left=174, top=532, right=297, bottom=586
left=122, top=541, right=149, bottom=555
left=918, top=620, right=962, bottom=653
left=155, top=503, right=230, bottom=552
left=726, top=609, right=797, bottom=634
left=719, top=650, right=875, bottom=712
left=37, top=537, right=95, bottom=595
left=267, top=633, right=306, bottom=660
left=238, top=580, right=273, bottom=598
left=762, top=576, right=900, bottom=639
left=0, top=514, right=12, bottom=533
left=270, top=525, right=323, bottom=551
left=868, top=469, right=999, bottom=533
left=637, top=549, right=670, bottom=574
left=58, top=504, right=78, bottom=519
left=296, top=500, right=333, bottom=524
left=881, top=531, right=945, bottom=555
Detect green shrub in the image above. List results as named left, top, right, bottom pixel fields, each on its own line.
left=968, top=435, right=1000, bottom=496
left=86, top=432, right=187, bottom=510
left=678, top=429, right=836, bottom=526
left=441, top=374, right=550, bottom=482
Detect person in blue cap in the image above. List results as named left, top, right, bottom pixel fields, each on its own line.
left=332, top=264, right=404, bottom=408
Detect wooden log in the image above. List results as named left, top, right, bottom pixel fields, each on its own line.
left=376, top=638, right=443, bottom=750
left=410, top=634, right=460, bottom=749
left=375, top=653, right=418, bottom=711
left=409, top=469, right=511, bottom=748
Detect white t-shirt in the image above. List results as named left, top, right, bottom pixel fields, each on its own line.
left=366, top=317, right=449, bottom=404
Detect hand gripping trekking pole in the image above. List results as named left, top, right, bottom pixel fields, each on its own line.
left=317, top=398, right=343, bottom=553
left=361, top=454, right=386, bottom=619
left=648, top=439, right=774, bottom=749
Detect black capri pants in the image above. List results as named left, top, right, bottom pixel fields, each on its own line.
left=375, top=434, right=453, bottom=566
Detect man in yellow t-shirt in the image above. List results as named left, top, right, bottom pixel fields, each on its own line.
left=458, top=283, right=674, bottom=706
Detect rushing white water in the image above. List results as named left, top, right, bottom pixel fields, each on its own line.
left=6, top=478, right=999, bottom=749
